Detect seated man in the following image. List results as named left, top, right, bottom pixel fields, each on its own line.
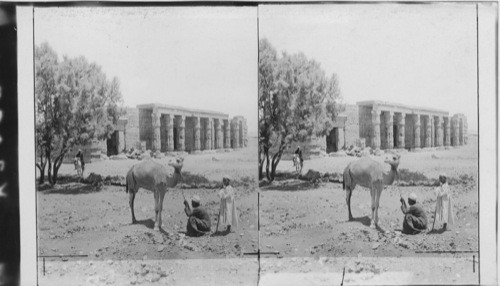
left=184, top=195, right=211, bottom=237
left=400, top=193, right=428, bottom=234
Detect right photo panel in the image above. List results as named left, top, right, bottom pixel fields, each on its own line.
left=258, top=4, right=480, bottom=285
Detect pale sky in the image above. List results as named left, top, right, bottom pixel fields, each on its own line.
left=34, top=6, right=258, bottom=135
left=260, top=4, right=478, bottom=133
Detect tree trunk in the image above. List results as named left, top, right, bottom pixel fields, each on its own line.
left=52, top=164, right=59, bottom=184
left=36, top=162, right=46, bottom=185
left=269, top=152, right=281, bottom=182
left=258, top=158, right=264, bottom=180
left=258, top=147, right=264, bottom=180
left=47, top=158, right=53, bottom=185
left=265, top=151, right=271, bottom=181
left=51, top=154, right=65, bottom=185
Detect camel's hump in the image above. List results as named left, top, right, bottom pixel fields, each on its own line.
left=130, top=160, right=168, bottom=176
left=347, top=157, right=384, bottom=175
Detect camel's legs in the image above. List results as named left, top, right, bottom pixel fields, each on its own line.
left=345, top=187, right=354, bottom=221
left=370, top=187, right=377, bottom=228
left=129, top=190, right=137, bottom=224
left=157, top=190, right=167, bottom=232
left=153, top=190, right=160, bottom=230
left=374, top=187, right=383, bottom=226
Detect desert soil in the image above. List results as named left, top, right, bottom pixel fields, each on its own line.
left=259, top=135, right=479, bottom=284
left=37, top=138, right=259, bottom=285
left=36, top=136, right=483, bottom=285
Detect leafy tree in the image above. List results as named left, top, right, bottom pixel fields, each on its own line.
left=35, top=43, right=123, bottom=185
left=259, top=39, right=342, bottom=181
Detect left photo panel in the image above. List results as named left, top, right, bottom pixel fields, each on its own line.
left=34, top=6, right=258, bottom=285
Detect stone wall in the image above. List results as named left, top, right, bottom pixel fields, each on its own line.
left=160, top=115, right=168, bottom=152
left=405, top=114, right=414, bottom=149
left=124, top=108, right=140, bottom=150
left=185, top=117, right=195, bottom=152
left=358, top=105, right=373, bottom=147
left=138, top=109, right=153, bottom=150
left=343, top=104, right=359, bottom=147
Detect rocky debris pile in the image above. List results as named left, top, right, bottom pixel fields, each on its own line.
left=82, top=173, right=127, bottom=187
left=323, top=172, right=343, bottom=183
left=140, top=150, right=152, bottom=160
left=328, top=150, right=347, bottom=157
left=153, top=150, right=164, bottom=159
left=131, top=263, right=171, bottom=284
left=344, top=146, right=384, bottom=157
left=83, top=172, right=104, bottom=186
left=292, top=167, right=473, bottom=187
left=109, top=154, right=128, bottom=160
left=346, top=259, right=381, bottom=275
left=299, top=170, right=322, bottom=183
left=125, top=148, right=143, bottom=160
left=104, top=175, right=126, bottom=186
left=178, top=233, right=201, bottom=252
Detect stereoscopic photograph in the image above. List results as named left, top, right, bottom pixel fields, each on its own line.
left=258, top=3, right=483, bottom=285
left=34, top=6, right=259, bottom=285
left=3, top=1, right=497, bottom=286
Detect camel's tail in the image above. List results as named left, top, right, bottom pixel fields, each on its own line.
left=125, top=168, right=136, bottom=193
left=343, top=168, right=353, bottom=191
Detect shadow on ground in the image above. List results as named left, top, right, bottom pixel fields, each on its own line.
left=41, top=183, right=102, bottom=195
left=261, top=180, right=319, bottom=191
left=349, top=216, right=386, bottom=233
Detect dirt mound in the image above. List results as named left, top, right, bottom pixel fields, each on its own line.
left=264, top=168, right=476, bottom=188
left=104, top=175, right=126, bottom=186
left=346, top=259, right=381, bottom=274
left=300, top=170, right=321, bottom=182
left=83, top=173, right=105, bottom=186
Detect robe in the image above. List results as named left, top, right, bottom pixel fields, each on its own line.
left=185, top=205, right=211, bottom=237
left=401, top=202, right=428, bottom=234
left=218, top=185, right=239, bottom=229
left=434, top=183, right=455, bottom=226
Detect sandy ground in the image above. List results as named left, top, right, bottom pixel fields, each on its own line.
left=259, top=135, right=479, bottom=284
left=38, top=259, right=259, bottom=286
left=36, top=136, right=482, bottom=285
left=259, top=256, right=478, bottom=285
left=37, top=138, right=259, bottom=285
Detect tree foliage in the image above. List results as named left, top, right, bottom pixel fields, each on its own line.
left=35, top=42, right=123, bottom=185
left=259, top=39, right=342, bottom=181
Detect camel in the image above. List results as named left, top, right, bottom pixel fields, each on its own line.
left=343, top=154, right=400, bottom=228
left=126, top=157, right=184, bottom=231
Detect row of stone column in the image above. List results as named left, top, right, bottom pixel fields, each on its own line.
left=371, top=109, right=463, bottom=150
left=151, top=110, right=242, bottom=152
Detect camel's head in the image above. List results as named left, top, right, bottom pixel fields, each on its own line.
left=384, top=154, right=400, bottom=170
left=169, top=157, right=184, bottom=175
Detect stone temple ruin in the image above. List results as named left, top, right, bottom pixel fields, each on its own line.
left=287, top=100, right=469, bottom=158
left=358, top=100, right=468, bottom=150
left=65, top=104, right=248, bottom=162
left=134, top=104, right=248, bottom=153
left=109, top=104, right=247, bottom=155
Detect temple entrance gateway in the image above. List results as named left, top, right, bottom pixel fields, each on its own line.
left=326, top=128, right=339, bottom=153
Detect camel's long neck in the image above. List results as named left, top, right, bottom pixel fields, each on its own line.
left=168, top=172, right=182, bottom=188
left=383, top=167, right=398, bottom=185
